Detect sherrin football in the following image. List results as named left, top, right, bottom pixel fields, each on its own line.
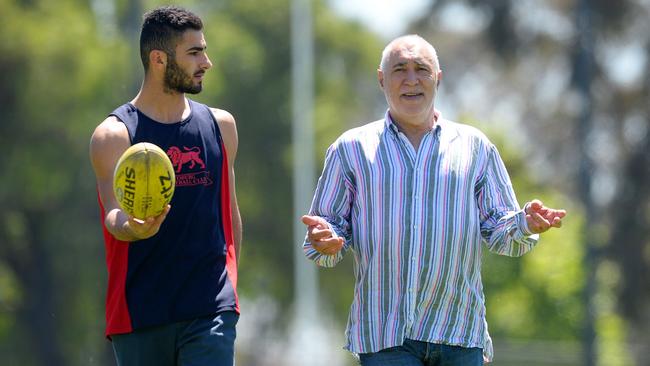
left=113, top=142, right=175, bottom=220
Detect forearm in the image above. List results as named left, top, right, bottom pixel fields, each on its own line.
left=485, top=209, right=539, bottom=256
left=302, top=142, right=353, bottom=267
left=303, top=242, right=344, bottom=267
left=231, top=205, right=242, bottom=263
left=479, top=145, right=539, bottom=256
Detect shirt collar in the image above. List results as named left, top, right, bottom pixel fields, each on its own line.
left=384, top=109, right=442, bottom=137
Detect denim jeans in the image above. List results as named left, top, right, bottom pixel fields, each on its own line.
left=112, top=311, right=238, bottom=366
left=358, top=339, right=483, bottom=366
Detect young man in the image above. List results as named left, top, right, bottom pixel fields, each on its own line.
left=89, top=6, right=241, bottom=366
left=301, top=35, right=566, bottom=365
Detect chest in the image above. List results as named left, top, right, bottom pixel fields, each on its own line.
left=345, top=134, right=485, bottom=193
left=132, top=118, right=223, bottom=185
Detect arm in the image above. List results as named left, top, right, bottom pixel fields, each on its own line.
left=476, top=144, right=539, bottom=256
left=301, top=143, right=354, bottom=267
left=89, top=117, right=169, bottom=241
left=213, top=108, right=242, bottom=263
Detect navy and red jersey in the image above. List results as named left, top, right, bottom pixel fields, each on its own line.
left=98, top=99, right=239, bottom=336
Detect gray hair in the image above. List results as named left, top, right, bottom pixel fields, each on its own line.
left=379, top=34, right=440, bottom=73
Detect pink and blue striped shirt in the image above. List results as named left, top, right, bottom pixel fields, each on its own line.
left=303, top=111, right=539, bottom=361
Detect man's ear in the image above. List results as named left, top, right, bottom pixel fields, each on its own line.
left=150, top=50, right=167, bottom=69
left=378, top=69, right=384, bottom=89
left=436, top=70, right=443, bottom=88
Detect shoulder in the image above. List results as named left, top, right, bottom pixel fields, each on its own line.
left=89, top=115, right=131, bottom=177
left=187, top=99, right=235, bottom=128
left=210, top=107, right=236, bottom=127
left=209, top=107, right=237, bottom=139
left=90, top=115, right=129, bottom=148
left=208, top=107, right=238, bottom=158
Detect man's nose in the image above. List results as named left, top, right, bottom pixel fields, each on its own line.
left=202, top=54, right=213, bottom=69
left=405, top=68, right=419, bottom=85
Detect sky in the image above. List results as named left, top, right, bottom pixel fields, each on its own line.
left=328, top=0, right=431, bottom=39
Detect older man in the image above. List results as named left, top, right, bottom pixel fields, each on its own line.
left=301, top=34, right=565, bottom=365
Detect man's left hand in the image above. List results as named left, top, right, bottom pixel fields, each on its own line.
left=524, top=199, right=566, bottom=234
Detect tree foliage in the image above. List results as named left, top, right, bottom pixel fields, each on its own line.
left=0, top=0, right=627, bottom=365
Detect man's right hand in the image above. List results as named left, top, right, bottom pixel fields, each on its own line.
left=301, top=215, right=345, bottom=255
left=123, top=204, right=171, bottom=240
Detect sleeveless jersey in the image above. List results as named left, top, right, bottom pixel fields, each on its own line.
left=98, top=99, right=239, bottom=336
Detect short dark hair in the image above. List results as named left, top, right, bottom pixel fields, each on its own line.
left=140, top=6, right=203, bottom=70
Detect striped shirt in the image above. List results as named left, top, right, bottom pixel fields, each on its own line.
left=303, top=111, right=539, bottom=362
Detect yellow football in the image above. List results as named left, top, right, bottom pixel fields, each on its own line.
left=113, top=142, right=175, bottom=220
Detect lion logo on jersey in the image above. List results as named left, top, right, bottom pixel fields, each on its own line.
left=167, top=146, right=206, bottom=173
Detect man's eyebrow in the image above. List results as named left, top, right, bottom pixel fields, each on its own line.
left=186, top=46, right=207, bottom=52
left=392, top=60, right=430, bottom=68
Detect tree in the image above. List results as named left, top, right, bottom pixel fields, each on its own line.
left=0, top=0, right=132, bottom=364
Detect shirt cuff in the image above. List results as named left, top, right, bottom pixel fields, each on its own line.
left=518, top=203, right=537, bottom=236
left=327, top=222, right=342, bottom=240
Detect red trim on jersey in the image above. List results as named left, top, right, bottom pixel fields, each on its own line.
left=98, top=192, right=133, bottom=336
left=220, top=144, right=240, bottom=313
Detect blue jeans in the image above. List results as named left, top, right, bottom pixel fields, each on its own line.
left=359, top=339, right=483, bottom=366
left=111, top=311, right=238, bottom=366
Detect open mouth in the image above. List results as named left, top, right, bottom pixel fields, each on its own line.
left=401, top=92, right=424, bottom=99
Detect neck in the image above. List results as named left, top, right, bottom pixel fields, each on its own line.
left=390, top=109, right=438, bottom=151
left=391, top=108, right=437, bottom=134
left=131, top=78, right=190, bottom=123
